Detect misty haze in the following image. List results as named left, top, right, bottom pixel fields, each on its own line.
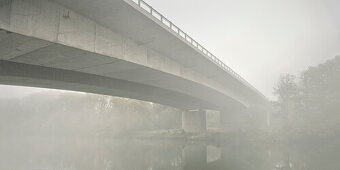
left=0, top=0, right=339, bottom=170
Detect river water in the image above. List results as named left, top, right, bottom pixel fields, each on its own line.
left=1, top=136, right=340, bottom=170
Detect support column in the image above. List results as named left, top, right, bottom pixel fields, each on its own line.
left=182, top=109, right=206, bottom=133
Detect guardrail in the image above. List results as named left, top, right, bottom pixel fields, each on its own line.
left=131, top=0, right=265, bottom=98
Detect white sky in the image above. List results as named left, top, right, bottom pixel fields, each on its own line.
left=0, top=0, right=339, bottom=99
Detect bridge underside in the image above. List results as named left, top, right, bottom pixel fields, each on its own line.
left=0, top=31, right=242, bottom=132
left=0, top=30, right=243, bottom=110
left=0, top=60, right=215, bottom=109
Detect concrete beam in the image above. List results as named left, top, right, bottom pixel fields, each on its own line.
left=0, top=60, right=214, bottom=109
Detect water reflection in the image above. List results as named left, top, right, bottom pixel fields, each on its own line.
left=1, top=136, right=340, bottom=170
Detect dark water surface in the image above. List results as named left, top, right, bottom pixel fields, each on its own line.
left=1, top=136, right=340, bottom=170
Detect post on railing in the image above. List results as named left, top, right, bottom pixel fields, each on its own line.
left=138, top=0, right=141, bottom=6
left=147, top=3, right=152, bottom=13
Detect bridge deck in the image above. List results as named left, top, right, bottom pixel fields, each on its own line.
left=53, top=0, right=267, bottom=104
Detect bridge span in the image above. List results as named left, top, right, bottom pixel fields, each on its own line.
left=0, top=0, right=268, bottom=132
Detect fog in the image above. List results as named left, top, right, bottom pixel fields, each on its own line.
left=1, top=0, right=340, bottom=169
left=0, top=85, right=47, bottom=99
left=145, top=0, right=340, bottom=99
left=1, top=56, right=340, bottom=169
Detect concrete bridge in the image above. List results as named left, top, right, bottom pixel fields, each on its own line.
left=0, top=0, right=268, bottom=132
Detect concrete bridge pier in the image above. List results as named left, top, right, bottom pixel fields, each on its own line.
left=182, top=110, right=206, bottom=133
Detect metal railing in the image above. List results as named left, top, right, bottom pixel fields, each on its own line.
left=131, top=0, right=265, bottom=98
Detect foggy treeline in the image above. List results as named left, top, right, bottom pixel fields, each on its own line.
left=272, top=56, right=340, bottom=142
left=0, top=93, right=183, bottom=137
